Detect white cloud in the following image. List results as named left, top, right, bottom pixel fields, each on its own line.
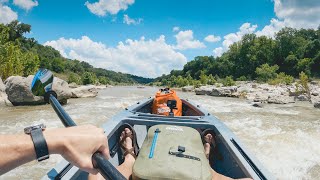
left=0, top=4, right=18, bottom=24
left=212, top=47, right=224, bottom=57
left=123, top=14, right=142, bottom=25
left=274, top=0, right=320, bottom=29
left=213, top=23, right=257, bottom=57
left=13, top=0, right=38, bottom=11
left=173, top=26, right=180, bottom=32
left=204, top=35, right=221, bottom=43
left=85, top=0, right=134, bottom=16
left=44, top=36, right=187, bottom=78
left=256, top=18, right=287, bottom=38
left=174, top=30, right=206, bottom=50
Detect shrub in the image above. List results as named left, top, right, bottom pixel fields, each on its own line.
left=297, top=71, right=311, bottom=101
left=236, top=76, right=247, bottom=81
left=207, top=74, right=216, bottom=85
left=68, top=72, right=82, bottom=84
left=268, top=72, right=294, bottom=85
left=222, top=76, right=235, bottom=86
left=255, top=63, right=279, bottom=82
left=193, top=80, right=201, bottom=88
left=199, top=71, right=208, bottom=85
left=82, top=72, right=97, bottom=85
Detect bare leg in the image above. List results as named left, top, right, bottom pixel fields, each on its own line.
left=88, top=128, right=135, bottom=180
left=203, top=134, right=252, bottom=180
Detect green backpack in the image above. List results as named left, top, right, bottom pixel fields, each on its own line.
left=132, top=125, right=212, bottom=180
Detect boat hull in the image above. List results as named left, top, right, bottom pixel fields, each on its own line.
left=42, top=98, right=273, bottom=180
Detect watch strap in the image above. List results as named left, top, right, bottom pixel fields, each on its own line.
left=30, top=128, right=49, bottom=161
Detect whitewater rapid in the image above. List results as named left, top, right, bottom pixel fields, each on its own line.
left=0, top=86, right=319, bottom=179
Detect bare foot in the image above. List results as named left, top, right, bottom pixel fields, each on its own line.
left=88, top=128, right=136, bottom=180
left=204, top=133, right=215, bottom=159
left=120, top=128, right=136, bottom=163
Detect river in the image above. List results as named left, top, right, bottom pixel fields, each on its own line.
left=1, top=86, right=319, bottom=180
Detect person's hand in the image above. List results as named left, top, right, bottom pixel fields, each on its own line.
left=44, top=125, right=109, bottom=174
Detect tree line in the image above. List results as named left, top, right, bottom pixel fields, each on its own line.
left=0, top=21, right=153, bottom=85
left=154, top=27, right=320, bottom=87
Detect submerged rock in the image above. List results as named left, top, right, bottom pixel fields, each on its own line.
left=314, top=102, right=320, bottom=109
left=252, top=103, right=264, bottom=108
left=295, top=94, right=310, bottom=101
left=71, top=85, right=98, bottom=98
left=5, top=76, right=72, bottom=106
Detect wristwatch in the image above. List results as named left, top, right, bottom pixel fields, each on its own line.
left=24, top=124, right=49, bottom=161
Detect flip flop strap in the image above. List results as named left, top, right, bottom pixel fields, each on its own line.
left=123, top=147, right=137, bottom=159
left=119, top=133, right=133, bottom=149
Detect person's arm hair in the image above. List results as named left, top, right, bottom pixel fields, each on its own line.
left=0, top=133, right=38, bottom=174
left=0, top=125, right=109, bottom=175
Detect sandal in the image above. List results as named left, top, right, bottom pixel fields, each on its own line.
left=201, top=129, right=219, bottom=166
left=118, top=123, right=139, bottom=160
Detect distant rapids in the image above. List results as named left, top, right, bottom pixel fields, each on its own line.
left=0, top=86, right=319, bottom=179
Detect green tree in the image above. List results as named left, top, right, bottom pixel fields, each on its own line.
left=82, top=72, right=97, bottom=85
left=22, top=52, right=40, bottom=76
left=98, top=76, right=110, bottom=85
left=296, top=58, right=313, bottom=76
left=51, top=58, right=65, bottom=73
left=0, top=43, right=24, bottom=79
left=199, top=70, right=208, bottom=85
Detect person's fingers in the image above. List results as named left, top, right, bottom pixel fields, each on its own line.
left=87, top=168, right=99, bottom=175
left=98, top=145, right=110, bottom=159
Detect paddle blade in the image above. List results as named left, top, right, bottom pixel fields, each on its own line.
left=31, top=69, right=54, bottom=96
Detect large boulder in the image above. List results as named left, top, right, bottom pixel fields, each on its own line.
left=5, top=76, right=72, bottom=106
left=182, top=86, right=194, bottom=92
left=211, top=86, right=237, bottom=97
left=267, top=95, right=295, bottom=104
left=0, top=77, right=5, bottom=92
left=0, top=78, right=12, bottom=106
left=52, top=77, right=72, bottom=104
left=253, top=93, right=269, bottom=102
left=68, top=82, right=79, bottom=88
left=71, top=85, right=98, bottom=98
left=195, top=86, right=214, bottom=95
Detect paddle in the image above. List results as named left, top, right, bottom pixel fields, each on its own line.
left=31, top=69, right=126, bottom=180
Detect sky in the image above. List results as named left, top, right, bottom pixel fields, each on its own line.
left=0, top=0, right=319, bottom=78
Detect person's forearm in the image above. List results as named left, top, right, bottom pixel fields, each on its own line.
left=0, top=134, right=36, bottom=175
left=0, top=131, right=62, bottom=175
left=0, top=125, right=108, bottom=175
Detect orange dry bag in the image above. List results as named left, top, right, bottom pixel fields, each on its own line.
left=152, top=88, right=182, bottom=116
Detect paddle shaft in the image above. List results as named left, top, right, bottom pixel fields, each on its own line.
left=48, top=94, right=126, bottom=180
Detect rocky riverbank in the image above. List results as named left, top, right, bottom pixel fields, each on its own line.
left=182, top=81, right=320, bottom=109
left=0, top=76, right=107, bottom=106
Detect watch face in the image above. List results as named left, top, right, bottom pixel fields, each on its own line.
left=24, top=124, right=46, bottom=134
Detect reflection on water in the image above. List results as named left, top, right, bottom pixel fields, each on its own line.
left=1, top=86, right=319, bottom=179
